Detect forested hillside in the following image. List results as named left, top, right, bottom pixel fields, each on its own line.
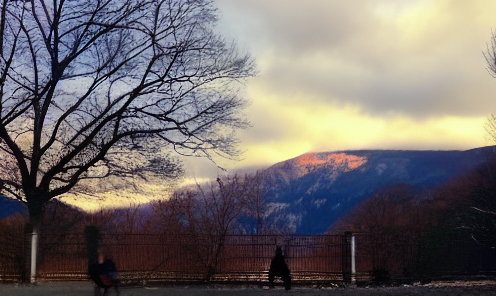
left=262, top=146, right=494, bottom=234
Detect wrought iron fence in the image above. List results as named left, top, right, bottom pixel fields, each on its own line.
left=36, top=233, right=347, bottom=283
left=0, top=216, right=27, bottom=283
left=2, top=229, right=494, bottom=283
left=353, top=233, right=496, bottom=280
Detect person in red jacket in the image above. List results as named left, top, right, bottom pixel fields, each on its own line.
left=89, top=252, right=120, bottom=296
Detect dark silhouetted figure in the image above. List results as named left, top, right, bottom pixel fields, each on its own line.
left=89, top=252, right=120, bottom=296
left=268, top=246, right=291, bottom=290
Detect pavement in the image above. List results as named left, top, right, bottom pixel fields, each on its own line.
left=1, top=281, right=495, bottom=296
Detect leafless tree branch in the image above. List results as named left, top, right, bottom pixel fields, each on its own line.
left=0, top=0, right=255, bottom=228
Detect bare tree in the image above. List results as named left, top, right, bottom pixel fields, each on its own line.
left=484, top=30, right=496, bottom=77
left=240, top=171, right=266, bottom=234
left=183, top=175, right=254, bottom=280
left=329, top=184, right=430, bottom=276
left=484, top=114, right=496, bottom=143
left=0, top=0, right=255, bottom=282
left=454, top=157, right=496, bottom=249
left=151, top=174, right=262, bottom=280
left=478, top=31, right=496, bottom=248
left=485, top=31, right=496, bottom=141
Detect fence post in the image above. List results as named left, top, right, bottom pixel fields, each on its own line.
left=23, top=224, right=31, bottom=283
left=84, top=226, right=101, bottom=271
left=30, top=230, right=38, bottom=283
left=342, top=231, right=356, bottom=284
left=350, top=233, right=356, bottom=283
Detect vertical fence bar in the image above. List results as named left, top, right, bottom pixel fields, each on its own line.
left=31, top=233, right=360, bottom=282
left=342, top=231, right=351, bottom=284
left=350, top=233, right=356, bottom=283
left=84, top=226, right=100, bottom=270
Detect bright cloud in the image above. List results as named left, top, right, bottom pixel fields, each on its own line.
left=186, top=0, right=496, bottom=178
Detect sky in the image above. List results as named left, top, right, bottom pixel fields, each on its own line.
left=60, top=0, right=496, bottom=209
left=181, top=0, right=496, bottom=180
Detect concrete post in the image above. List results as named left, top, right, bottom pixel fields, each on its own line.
left=350, top=233, right=356, bottom=283
left=342, top=231, right=357, bottom=284
left=30, top=230, right=38, bottom=284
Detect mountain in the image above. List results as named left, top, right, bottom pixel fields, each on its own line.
left=262, top=146, right=494, bottom=234
left=0, top=195, right=27, bottom=220
left=2, top=147, right=492, bottom=235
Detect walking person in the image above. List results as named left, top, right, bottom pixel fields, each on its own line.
left=89, top=252, right=120, bottom=296
left=268, top=246, right=291, bottom=290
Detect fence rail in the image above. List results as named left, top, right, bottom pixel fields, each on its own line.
left=0, top=216, right=27, bottom=283
left=36, top=233, right=349, bottom=283
left=353, top=233, right=496, bottom=280
left=2, top=228, right=495, bottom=283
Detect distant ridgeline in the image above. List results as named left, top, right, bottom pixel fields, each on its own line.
left=261, top=146, right=495, bottom=234
left=0, top=195, right=27, bottom=220
left=1, top=146, right=494, bottom=235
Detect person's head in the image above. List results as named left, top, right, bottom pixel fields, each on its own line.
left=275, top=246, right=283, bottom=257
left=98, top=252, right=105, bottom=264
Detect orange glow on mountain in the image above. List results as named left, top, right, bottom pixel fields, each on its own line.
left=295, top=152, right=367, bottom=170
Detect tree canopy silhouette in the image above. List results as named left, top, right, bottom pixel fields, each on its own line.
left=0, top=0, right=255, bottom=281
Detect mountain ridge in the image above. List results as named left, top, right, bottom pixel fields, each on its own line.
left=1, top=147, right=493, bottom=236
left=262, top=146, right=494, bottom=234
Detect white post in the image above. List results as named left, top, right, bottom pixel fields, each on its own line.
left=30, top=230, right=38, bottom=284
left=350, top=233, right=356, bottom=283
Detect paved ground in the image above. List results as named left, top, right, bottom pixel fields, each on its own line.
left=0, top=281, right=495, bottom=296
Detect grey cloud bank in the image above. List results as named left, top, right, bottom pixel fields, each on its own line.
left=183, top=0, right=496, bottom=179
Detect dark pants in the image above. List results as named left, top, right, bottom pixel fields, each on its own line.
left=269, top=273, right=291, bottom=290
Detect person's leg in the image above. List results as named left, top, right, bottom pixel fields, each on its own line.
left=283, top=275, right=291, bottom=290
left=114, top=283, right=120, bottom=296
left=94, top=284, right=100, bottom=296
left=268, top=272, right=275, bottom=289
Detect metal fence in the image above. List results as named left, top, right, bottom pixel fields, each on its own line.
left=353, top=233, right=496, bottom=280
left=0, top=216, right=27, bottom=283
left=2, top=229, right=495, bottom=283
left=36, top=233, right=348, bottom=283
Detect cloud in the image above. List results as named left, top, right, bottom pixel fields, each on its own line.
left=218, top=0, right=496, bottom=118
left=235, top=95, right=487, bottom=168
left=176, top=0, right=496, bottom=179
